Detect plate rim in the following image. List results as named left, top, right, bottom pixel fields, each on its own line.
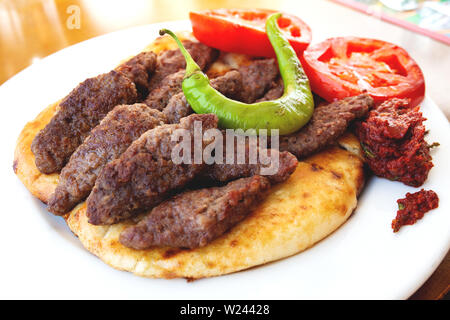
left=2, top=20, right=449, bottom=300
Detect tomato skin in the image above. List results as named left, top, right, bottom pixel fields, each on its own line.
left=302, top=37, right=425, bottom=107
left=189, top=9, right=312, bottom=58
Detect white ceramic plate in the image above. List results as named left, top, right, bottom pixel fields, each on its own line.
left=1, top=21, right=449, bottom=300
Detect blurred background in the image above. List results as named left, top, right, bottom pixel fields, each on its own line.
left=0, top=0, right=448, bottom=299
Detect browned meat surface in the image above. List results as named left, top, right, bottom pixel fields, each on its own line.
left=238, top=58, right=279, bottom=103
left=143, top=70, right=184, bottom=110
left=156, top=58, right=280, bottom=124
left=115, top=51, right=157, bottom=99
left=163, top=70, right=243, bottom=124
left=147, top=41, right=219, bottom=92
left=208, top=70, right=243, bottom=100
left=255, top=78, right=284, bottom=102
left=31, top=70, right=138, bottom=174
left=280, top=94, right=374, bottom=158
left=86, top=113, right=218, bottom=225
left=119, top=175, right=271, bottom=249
left=159, top=59, right=279, bottom=123
left=47, top=104, right=167, bottom=215
left=206, top=142, right=298, bottom=184
left=162, top=94, right=189, bottom=124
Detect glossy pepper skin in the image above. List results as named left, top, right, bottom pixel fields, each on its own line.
left=159, top=13, right=314, bottom=135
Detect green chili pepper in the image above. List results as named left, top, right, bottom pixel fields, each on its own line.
left=159, top=12, right=314, bottom=135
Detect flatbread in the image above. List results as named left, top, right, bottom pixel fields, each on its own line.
left=14, top=32, right=365, bottom=279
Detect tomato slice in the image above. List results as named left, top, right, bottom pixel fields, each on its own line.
left=302, top=37, right=425, bottom=107
left=189, top=8, right=312, bottom=58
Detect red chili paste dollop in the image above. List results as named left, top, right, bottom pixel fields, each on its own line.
left=392, top=189, right=439, bottom=232
left=357, top=98, right=433, bottom=187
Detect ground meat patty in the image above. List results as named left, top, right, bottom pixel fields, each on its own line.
left=207, top=150, right=297, bottom=184
left=238, top=58, right=280, bottom=103
left=163, top=70, right=243, bottom=124
left=205, top=133, right=298, bottom=184
left=255, top=78, right=284, bottom=102
left=119, top=175, right=271, bottom=249
left=115, top=51, right=157, bottom=99
left=31, top=70, right=138, bottom=174
left=161, top=93, right=189, bottom=124
left=147, top=41, right=219, bottom=92
left=47, top=104, right=167, bottom=215
left=143, top=70, right=184, bottom=110
left=208, top=70, right=244, bottom=100
left=86, top=113, right=218, bottom=225
left=280, top=94, right=374, bottom=158
left=161, top=59, right=279, bottom=124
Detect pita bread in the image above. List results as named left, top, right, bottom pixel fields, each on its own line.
left=14, top=32, right=365, bottom=279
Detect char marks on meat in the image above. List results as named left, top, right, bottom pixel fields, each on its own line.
left=280, top=94, right=374, bottom=158
left=115, top=51, right=157, bottom=99
left=48, top=104, right=167, bottom=215
left=147, top=41, right=219, bottom=92
left=119, top=175, right=271, bottom=249
left=31, top=70, right=138, bottom=174
left=163, top=70, right=243, bottom=124
left=86, top=113, right=218, bottom=225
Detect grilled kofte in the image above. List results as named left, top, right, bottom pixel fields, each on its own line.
left=47, top=104, right=167, bottom=215
left=280, top=94, right=374, bottom=159
left=31, top=41, right=218, bottom=174
left=119, top=175, right=273, bottom=249
left=31, top=38, right=372, bottom=237
left=31, top=69, right=140, bottom=174
left=15, top=30, right=373, bottom=279
left=86, top=113, right=219, bottom=225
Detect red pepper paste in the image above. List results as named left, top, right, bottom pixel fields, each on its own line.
left=357, top=98, right=433, bottom=187
left=392, top=189, right=439, bottom=232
